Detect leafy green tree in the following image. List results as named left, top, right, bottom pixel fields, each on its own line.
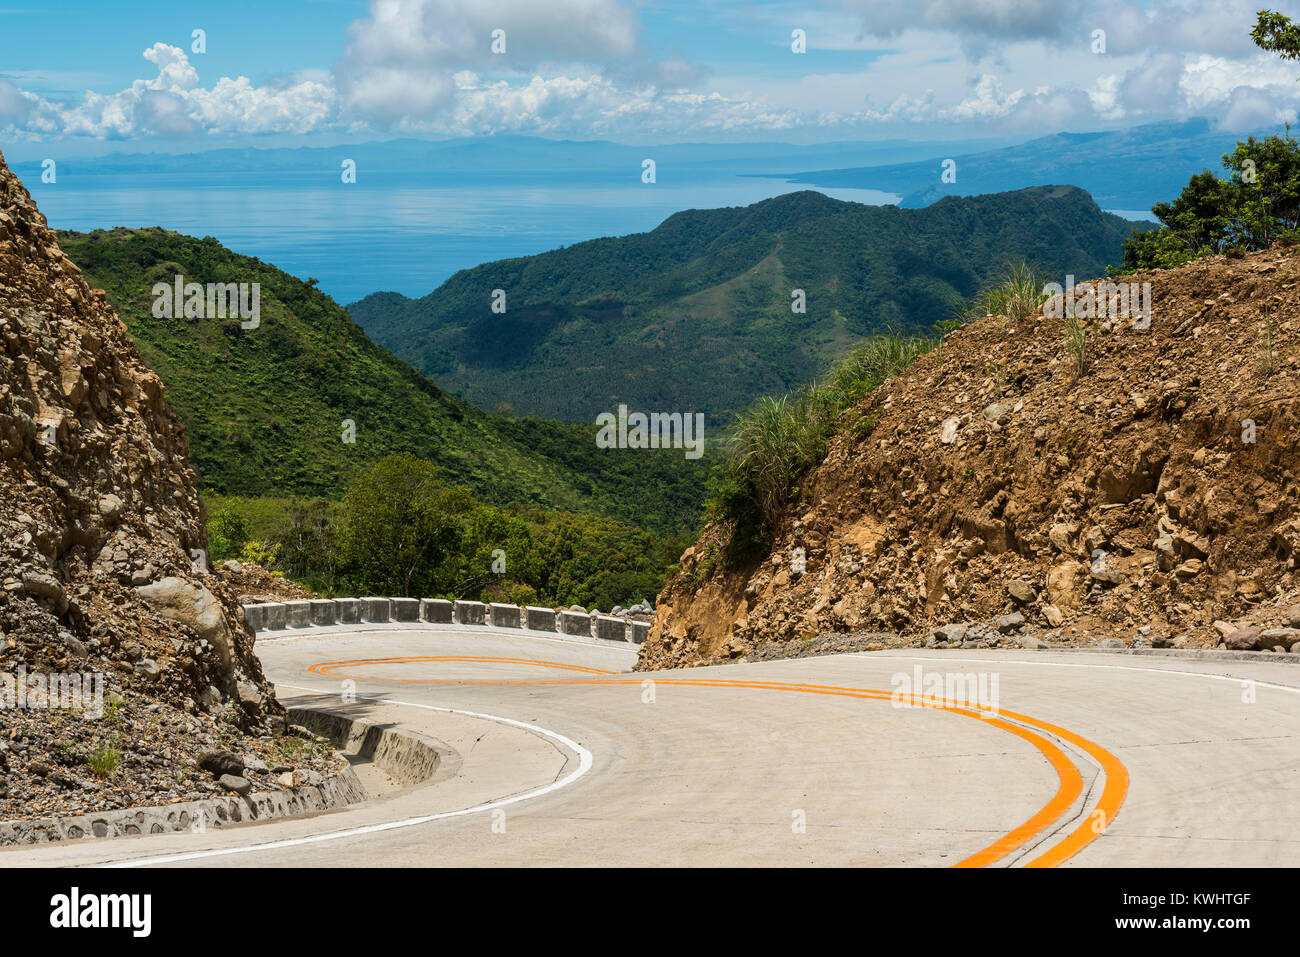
left=1253, top=10, right=1300, bottom=59
left=239, top=540, right=282, bottom=567
left=1153, top=171, right=1234, bottom=251
left=207, top=484, right=683, bottom=608
left=207, top=504, right=249, bottom=562
left=452, top=504, right=530, bottom=596
left=278, top=499, right=339, bottom=590
left=1118, top=226, right=1202, bottom=270
left=1222, top=136, right=1300, bottom=247
left=337, top=454, right=473, bottom=596
left=1122, top=134, right=1300, bottom=268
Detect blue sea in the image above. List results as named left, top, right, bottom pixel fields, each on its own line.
left=27, top=169, right=902, bottom=305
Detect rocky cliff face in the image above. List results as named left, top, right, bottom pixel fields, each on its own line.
left=640, top=245, right=1300, bottom=669
left=0, top=147, right=277, bottom=725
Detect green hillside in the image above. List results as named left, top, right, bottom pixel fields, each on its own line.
left=58, top=227, right=708, bottom=534
left=349, top=186, right=1145, bottom=422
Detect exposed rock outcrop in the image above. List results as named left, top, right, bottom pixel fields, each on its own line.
left=0, top=145, right=280, bottom=724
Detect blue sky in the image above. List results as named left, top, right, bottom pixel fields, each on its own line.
left=3, top=0, right=1299, bottom=157
left=0, top=1, right=358, bottom=91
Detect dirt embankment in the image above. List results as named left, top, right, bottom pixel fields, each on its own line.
left=640, top=245, right=1300, bottom=669
left=215, top=560, right=318, bottom=604
left=0, top=149, right=341, bottom=820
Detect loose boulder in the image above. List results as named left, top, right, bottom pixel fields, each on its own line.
left=135, top=577, right=233, bottom=670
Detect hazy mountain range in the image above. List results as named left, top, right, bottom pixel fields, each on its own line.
left=777, top=118, right=1271, bottom=210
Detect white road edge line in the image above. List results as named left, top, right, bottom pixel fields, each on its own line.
left=100, top=686, right=593, bottom=868
left=856, top=653, right=1300, bottom=695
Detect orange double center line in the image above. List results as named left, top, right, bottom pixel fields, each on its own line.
left=306, top=655, right=1127, bottom=867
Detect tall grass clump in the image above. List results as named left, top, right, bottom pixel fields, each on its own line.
left=1258, top=308, right=1277, bottom=376
left=968, top=260, right=1051, bottom=324
left=727, top=389, right=838, bottom=523
left=824, top=332, right=936, bottom=406
left=1064, top=314, right=1090, bottom=380
left=706, top=331, right=936, bottom=558
left=88, top=739, right=121, bottom=778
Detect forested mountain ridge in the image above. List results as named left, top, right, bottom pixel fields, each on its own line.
left=59, top=227, right=709, bottom=534
left=350, top=186, right=1147, bottom=422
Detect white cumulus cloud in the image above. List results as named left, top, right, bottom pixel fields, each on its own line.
left=2, top=43, right=337, bottom=139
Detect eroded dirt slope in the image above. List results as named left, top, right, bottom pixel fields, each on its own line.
left=641, top=245, right=1300, bottom=669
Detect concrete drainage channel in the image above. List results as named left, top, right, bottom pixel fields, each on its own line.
left=242, top=597, right=651, bottom=644
left=0, top=708, right=445, bottom=847
left=288, top=707, right=446, bottom=788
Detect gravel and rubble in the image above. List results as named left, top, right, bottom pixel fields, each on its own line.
left=214, top=559, right=318, bottom=604
left=0, top=696, right=345, bottom=822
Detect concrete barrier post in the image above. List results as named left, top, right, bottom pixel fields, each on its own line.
left=630, top=621, right=650, bottom=644
left=309, top=600, right=338, bottom=626
left=334, top=598, right=361, bottom=624
left=360, top=597, right=392, bottom=622
left=391, top=598, right=420, bottom=622
left=559, top=610, right=590, bottom=636
left=421, top=599, right=453, bottom=623
left=453, top=600, right=486, bottom=625
left=488, top=603, right=521, bottom=628
left=525, top=606, right=557, bottom=632
left=285, top=600, right=312, bottom=628
left=594, top=614, right=629, bottom=642
left=241, top=604, right=264, bottom=632
left=263, top=602, right=288, bottom=630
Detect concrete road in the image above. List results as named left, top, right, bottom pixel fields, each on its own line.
left=4, top=624, right=1298, bottom=867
